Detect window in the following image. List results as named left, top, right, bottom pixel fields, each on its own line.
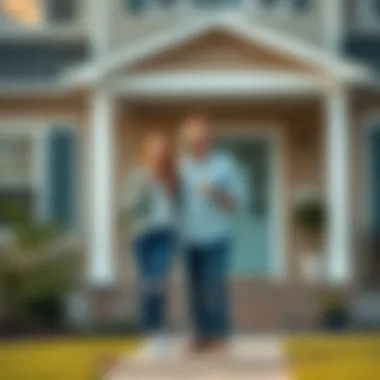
left=0, top=0, right=76, bottom=27
left=0, top=135, right=34, bottom=187
left=127, top=0, right=176, bottom=14
left=357, top=0, right=380, bottom=30
left=0, top=133, right=36, bottom=225
left=260, top=0, right=312, bottom=12
left=45, top=0, right=76, bottom=24
left=292, top=0, right=312, bottom=12
left=192, top=0, right=242, bottom=8
left=1, top=0, right=42, bottom=26
left=261, top=0, right=279, bottom=8
left=127, top=0, right=243, bottom=14
left=0, top=124, right=77, bottom=228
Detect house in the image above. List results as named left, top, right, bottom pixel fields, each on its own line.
left=0, top=0, right=379, bottom=330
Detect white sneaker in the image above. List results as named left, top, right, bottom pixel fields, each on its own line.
left=149, top=333, right=172, bottom=359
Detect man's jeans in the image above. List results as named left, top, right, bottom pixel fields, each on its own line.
left=133, top=228, right=175, bottom=333
left=184, top=240, right=231, bottom=339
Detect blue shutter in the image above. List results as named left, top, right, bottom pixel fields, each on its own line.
left=47, top=127, right=76, bottom=228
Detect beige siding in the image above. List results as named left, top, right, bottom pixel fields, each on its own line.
left=128, top=30, right=323, bottom=74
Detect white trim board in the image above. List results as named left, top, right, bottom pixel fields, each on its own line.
left=112, top=72, right=327, bottom=99
left=65, top=13, right=372, bottom=85
left=215, top=125, right=286, bottom=280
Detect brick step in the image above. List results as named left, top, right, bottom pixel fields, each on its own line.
left=89, top=282, right=332, bottom=331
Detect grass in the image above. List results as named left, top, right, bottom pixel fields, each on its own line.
left=0, top=337, right=140, bottom=380
left=2, top=334, right=380, bottom=379
left=286, top=334, right=380, bottom=380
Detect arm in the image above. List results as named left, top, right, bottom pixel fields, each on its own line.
left=200, top=183, right=236, bottom=212
left=200, top=157, right=243, bottom=213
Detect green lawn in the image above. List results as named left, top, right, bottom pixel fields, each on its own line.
left=286, top=335, right=380, bottom=380
left=1, top=334, right=380, bottom=379
left=0, top=337, right=140, bottom=380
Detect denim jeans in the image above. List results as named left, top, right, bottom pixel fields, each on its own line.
left=133, top=228, right=175, bottom=333
left=184, top=240, right=231, bottom=339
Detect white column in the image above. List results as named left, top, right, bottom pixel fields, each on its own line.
left=88, top=89, right=116, bottom=285
left=325, top=88, right=351, bottom=284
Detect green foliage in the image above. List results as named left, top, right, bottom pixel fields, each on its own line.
left=0, top=195, right=32, bottom=227
left=294, top=198, right=326, bottom=233
left=321, top=290, right=348, bottom=310
left=0, top=222, right=83, bottom=326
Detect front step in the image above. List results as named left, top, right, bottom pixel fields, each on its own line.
left=106, top=335, right=292, bottom=379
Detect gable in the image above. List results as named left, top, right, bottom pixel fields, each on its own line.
left=128, top=30, right=323, bottom=75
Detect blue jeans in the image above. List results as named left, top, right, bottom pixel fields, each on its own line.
left=133, top=228, right=175, bottom=333
left=184, top=240, right=231, bottom=340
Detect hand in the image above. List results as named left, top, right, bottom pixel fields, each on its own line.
left=199, top=181, right=235, bottom=211
left=198, top=181, right=216, bottom=197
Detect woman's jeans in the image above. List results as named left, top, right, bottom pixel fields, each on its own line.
left=133, top=228, right=175, bottom=333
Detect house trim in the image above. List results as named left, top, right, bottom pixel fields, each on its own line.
left=112, top=72, right=328, bottom=99
left=65, top=13, right=371, bottom=85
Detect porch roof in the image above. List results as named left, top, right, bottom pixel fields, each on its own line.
left=65, top=13, right=372, bottom=86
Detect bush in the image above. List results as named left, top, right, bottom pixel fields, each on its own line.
left=0, top=223, right=83, bottom=333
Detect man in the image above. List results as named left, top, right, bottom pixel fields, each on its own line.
left=179, top=114, right=243, bottom=353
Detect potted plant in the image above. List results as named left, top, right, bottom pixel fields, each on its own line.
left=320, top=291, right=349, bottom=330
left=293, top=196, right=326, bottom=283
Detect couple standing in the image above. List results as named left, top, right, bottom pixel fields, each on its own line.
left=125, top=114, right=242, bottom=355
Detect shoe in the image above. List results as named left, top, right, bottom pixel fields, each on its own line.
left=186, top=338, right=209, bottom=355
left=205, top=338, right=230, bottom=355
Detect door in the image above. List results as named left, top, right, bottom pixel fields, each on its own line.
left=217, top=135, right=274, bottom=276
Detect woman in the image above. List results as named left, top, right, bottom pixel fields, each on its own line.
left=125, top=132, right=178, bottom=349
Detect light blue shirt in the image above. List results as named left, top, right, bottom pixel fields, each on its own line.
left=180, top=152, right=243, bottom=244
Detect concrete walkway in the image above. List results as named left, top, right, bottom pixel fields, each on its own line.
left=106, top=335, right=293, bottom=380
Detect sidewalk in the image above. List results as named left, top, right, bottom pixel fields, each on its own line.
left=106, top=335, right=293, bottom=379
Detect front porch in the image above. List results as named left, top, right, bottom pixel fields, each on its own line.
left=83, top=20, right=361, bottom=329
left=84, top=90, right=352, bottom=330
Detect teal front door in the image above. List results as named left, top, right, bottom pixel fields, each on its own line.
left=217, top=136, right=273, bottom=276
